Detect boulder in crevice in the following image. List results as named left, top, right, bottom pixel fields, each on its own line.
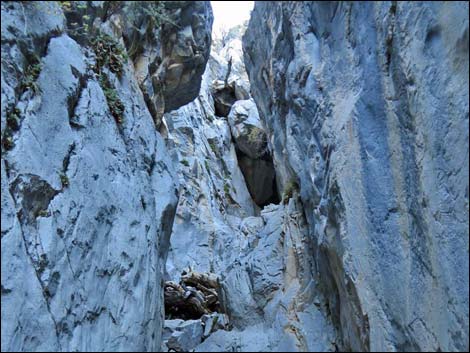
left=227, top=99, right=280, bottom=207
left=212, top=80, right=237, bottom=117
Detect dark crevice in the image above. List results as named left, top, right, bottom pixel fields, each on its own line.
left=140, top=82, right=162, bottom=129
left=62, top=142, right=76, bottom=175
left=10, top=174, right=60, bottom=224
left=164, top=271, right=222, bottom=320
left=235, top=147, right=280, bottom=208
left=213, top=84, right=237, bottom=117
left=68, top=66, right=89, bottom=128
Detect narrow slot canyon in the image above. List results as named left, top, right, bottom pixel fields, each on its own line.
left=1, top=1, right=468, bottom=353
left=160, top=9, right=295, bottom=349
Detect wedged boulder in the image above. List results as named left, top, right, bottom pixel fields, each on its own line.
left=122, top=1, right=213, bottom=126
left=233, top=79, right=250, bottom=101
left=227, top=99, right=268, bottom=159
left=160, top=1, right=213, bottom=112
left=225, top=99, right=279, bottom=207
left=212, top=79, right=238, bottom=117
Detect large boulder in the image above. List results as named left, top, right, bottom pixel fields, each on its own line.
left=226, top=99, right=278, bottom=207
left=227, top=99, right=268, bottom=159
left=160, top=1, right=213, bottom=112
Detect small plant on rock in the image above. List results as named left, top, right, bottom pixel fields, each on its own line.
left=209, top=141, right=218, bottom=155
left=180, top=159, right=189, bottom=167
left=60, top=173, right=69, bottom=188
left=91, top=31, right=127, bottom=125
left=2, top=133, right=14, bottom=151
left=36, top=209, right=51, bottom=218
left=6, top=106, right=21, bottom=131
left=247, top=126, right=264, bottom=144
left=99, top=75, right=125, bottom=125
left=20, top=57, right=42, bottom=94
left=91, top=33, right=128, bottom=76
left=127, top=1, right=177, bottom=32
left=59, top=1, right=72, bottom=11
left=282, top=179, right=299, bottom=203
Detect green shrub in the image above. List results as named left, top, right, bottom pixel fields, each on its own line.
left=128, top=1, right=177, bottom=30
left=91, top=33, right=128, bottom=76
left=59, top=1, right=72, bottom=11
left=60, top=173, right=69, bottom=188
left=99, top=75, right=125, bottom=125
left=60, top=2, right=95, bottom=40
left=36, top=209, right=51, bottom=218
left=180, top=159, right=189, bottom=167
left=20, top=57, right=42, bottom=94
left=209, top=141, right=217, bottom=154
left=90, top=31, right=127, bottom=125
left=2, top=106, right=22, bottom=152
left=282, top=179, right=299, bottom=202
left=124, top=1, right=176, bottom=58
left=2, top=133, right=14, bottom=151
left=6, top=107, right=21, bottom=131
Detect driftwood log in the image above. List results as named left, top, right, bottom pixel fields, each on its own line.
left=164, top=271, right=221, bottom=320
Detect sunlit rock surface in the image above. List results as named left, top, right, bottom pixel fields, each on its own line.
left=244, top=1, right=469, bottom=351
left=1, top=1, right=212, bottom=351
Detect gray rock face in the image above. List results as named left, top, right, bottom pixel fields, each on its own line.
left=244, top=1, right=469, bottom=351
left=163, top=319, right=204, bottom=352
left=3, top=1, right=467, bottom=352
left=1, top=1, right=212, bottom=351
left=214, top=200, right=337, bottom=352
left=163, top=56, right=258, bottom=282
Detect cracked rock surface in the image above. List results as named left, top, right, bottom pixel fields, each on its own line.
left=2, top=1, right=468, bottom=352
left=1, top=1, right=212, bottom=351
left=244, top=1, right=469, bottom=351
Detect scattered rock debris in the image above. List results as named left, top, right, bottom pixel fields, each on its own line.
left=164, top=271, right=221, bottom=320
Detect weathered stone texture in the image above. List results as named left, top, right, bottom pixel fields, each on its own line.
left=1, top=1, right=212, bottom=351
left=244, top=2, right=469, bottom=351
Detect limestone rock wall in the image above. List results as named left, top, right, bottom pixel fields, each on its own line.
left=0, top=1, right=212, bottom=351
left=243, top=2, right=469, bottom=351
